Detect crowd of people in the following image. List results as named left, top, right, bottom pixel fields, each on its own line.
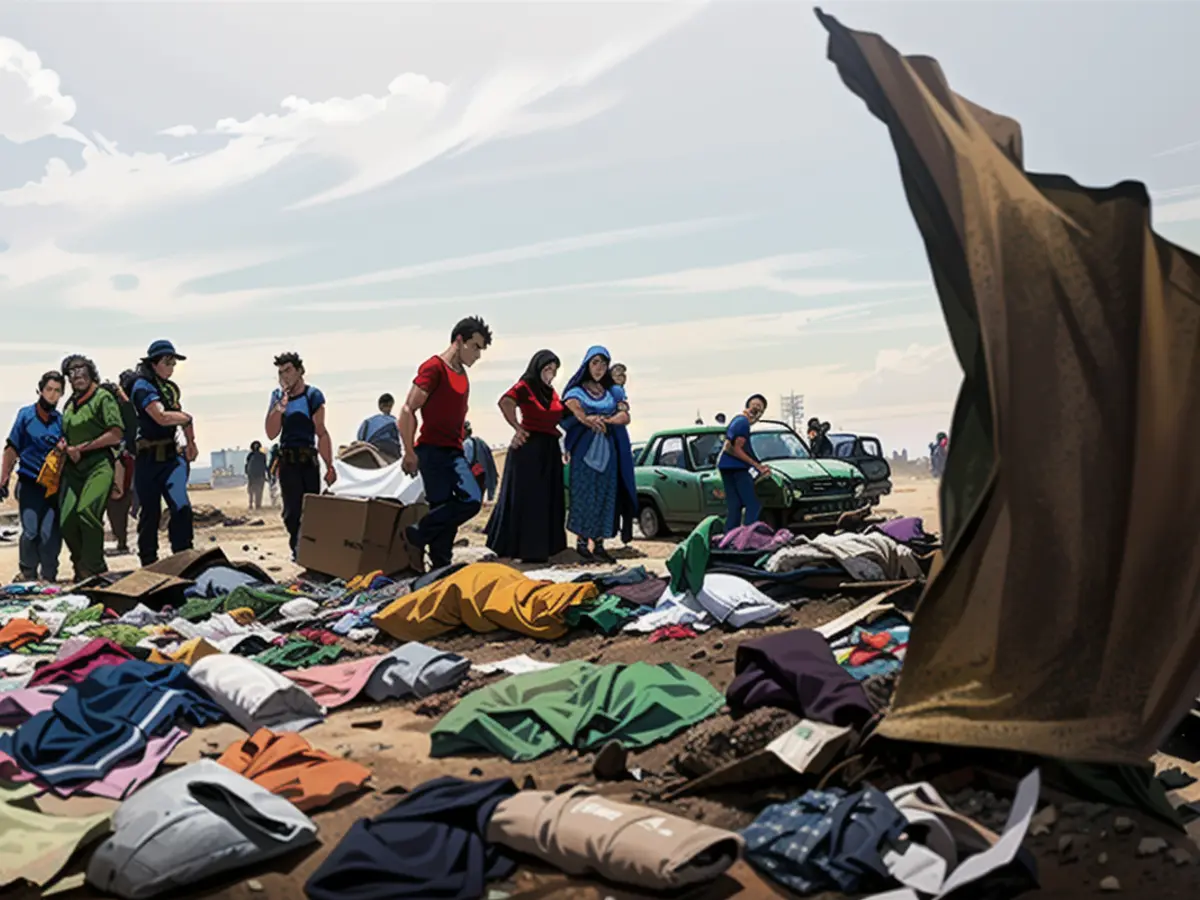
left=2, top=316, right=921, bottom=581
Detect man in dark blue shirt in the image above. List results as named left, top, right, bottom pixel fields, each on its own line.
left=265, top=351, right=336, bottom=558
left=130, top=340, right=197, bottom=565
left=1, top=371, right=65, bottom=580
left=356, top=393, right=402, bottom=462
left=717, top=394, right=772, bottom=531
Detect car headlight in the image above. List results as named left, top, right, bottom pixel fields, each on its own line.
left=782, top=484, right=793, bottom=505
left=854, top=482, right=865, bottom=498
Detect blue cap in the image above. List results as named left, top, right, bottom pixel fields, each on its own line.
left=145, top=339, right=186, bottom=361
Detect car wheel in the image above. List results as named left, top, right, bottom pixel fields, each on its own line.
left=638, top=502, right=666, bottom=539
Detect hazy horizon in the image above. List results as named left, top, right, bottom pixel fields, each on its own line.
left=2, top=1, right=1198, bottom=458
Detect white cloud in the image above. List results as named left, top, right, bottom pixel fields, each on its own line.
left=1153, top=138, right=1200, bottom=159
left=1156, top=186, right=1200, bottom=224
left=0, top=4, right=702, bottom=218
left=0, top=37, right=85, bottom=144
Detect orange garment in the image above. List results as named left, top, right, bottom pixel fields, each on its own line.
left=225, top=608, right=257, bottom=626
left=373, top=562, right=598, bottom=642
left=36, top=449, right=64, bottom=498
left=346, top=570, right=384, bottom=592
left=217, top=728, right=371, bottom=812
left=0, top=618, right=50, bottom=650
left=147, top=637, right=221, bottom=666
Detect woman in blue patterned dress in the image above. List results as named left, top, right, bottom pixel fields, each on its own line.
left=561, top=346, right=635, bottom=563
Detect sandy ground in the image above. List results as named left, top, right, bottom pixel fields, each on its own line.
left=4, top=477, right=1197, bottom=899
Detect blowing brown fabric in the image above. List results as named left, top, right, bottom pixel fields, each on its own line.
left=817, top=9, right=1200, bottom=764
left=486, top=786, right=743, bottom=890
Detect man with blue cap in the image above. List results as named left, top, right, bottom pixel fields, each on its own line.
left=130, top=339, right=197, bottom=565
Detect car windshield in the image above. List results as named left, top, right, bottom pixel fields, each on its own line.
left=750, top=430, right=811, bottom=461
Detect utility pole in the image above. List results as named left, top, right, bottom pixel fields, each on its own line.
left=779, top=391, right=805, bottom=430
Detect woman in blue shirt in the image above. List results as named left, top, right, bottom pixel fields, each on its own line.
left=561, top=346, right=636, bottom=563
left=0, top=371, right=66, bottom=581
left=717, top=394, right=772, bottom=531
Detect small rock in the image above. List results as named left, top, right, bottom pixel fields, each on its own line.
left=1167, top=848, right=1193, bottom=866
left=1030, top=804, right=1058, bottom=836
left=521, top=775, right=537, bottom=790
left=469, top=767, right=484, bottom=777
left=542, top=647, right=553, bottom=659
left=587, top=653, right=603, bottom=663
left=592, top=740, right=629, bottom=782
left=1099, top=875, right=1121, bottom=892
left=1057, top=835, right=1078, bottom=861
left=1113, top=816, right=1135, bottom=835
left=242, top=544, right=250, bottom=551
left=1136, top=836, right=1168, bottom=857
left=713, top=640, right=725, bottom=651
left=690, top=649, right=707, bottom=661
left=1098, top=852, right=1108, bottom=865
left=247, top=880, right=264, bottom=892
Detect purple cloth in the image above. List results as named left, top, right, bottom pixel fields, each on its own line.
left=605, top=577, right=669, bottom=606
left=0, top=685, right=68, bottom=727
left=717, top=522, right=795, bottom=552
left=872, top=517, right=927, bottom=545
left=726, top=629, right=873, bottom=728
left=26, top=638, right=134, bottom=687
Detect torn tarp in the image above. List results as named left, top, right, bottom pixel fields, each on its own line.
left=817, top=9, right=1200, bottom=763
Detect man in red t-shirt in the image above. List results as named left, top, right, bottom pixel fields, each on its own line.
left=399, top=316, right=493, bottom=569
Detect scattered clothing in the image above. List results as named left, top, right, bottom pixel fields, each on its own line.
left=563, top=593, right=643, bottom=635
left=189, top=653, right=325, bottom=733
left=0, top=660, right=225, bottom=788
left=305, top=776, right=518, bottom=900
left=488, top=786, right=743, bottom=891
left=666, top=516, right=722, bottom=595
left=718, top=521, right=794, bottom=552
left=87, top=759, right=317, bottom=899
left=254, top=637, right=344, bottom=670
left=283, top=643, right=469, bottom=708
left=649, top=624, right=699, bottom=642
left=431, top=660, right=723, bottom=761
left=373, top=562, right=598, bottom=642
left=727, top=629, right=874, bottom=728
left=740, top=786, right=907, bottom=895
left=185, top=566, right=263, bottom=599
left=0, top=617, right=50, bottom=650
left=218, top=728, right=371, bottom=812
left=766, top=532, right=921, bottom=582
left=830, top=614, right=910, bottom=680
left=0, top=685, right=68, bottom=727
left=471, top=654, right=560, bottom=676
left=0, top=780, right=112, bottom=889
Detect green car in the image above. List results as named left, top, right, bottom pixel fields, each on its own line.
left=565, top=420, right=868, bottom=538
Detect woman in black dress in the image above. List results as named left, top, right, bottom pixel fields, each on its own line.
left=485, top=350, right=567, bottom=563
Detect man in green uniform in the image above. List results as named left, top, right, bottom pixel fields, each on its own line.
left=58, top=355, right=125, bottom=580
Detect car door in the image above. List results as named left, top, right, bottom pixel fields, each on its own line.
left=686, top=433, right=730, bottom=517
left=647, top=436, right=703, bottom=521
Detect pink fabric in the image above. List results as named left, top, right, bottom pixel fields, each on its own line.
left=283, top=655, right=387, bottom=708
left=0, top=685, right=68, bottom=726
left=0, top=728, right=188, bottom=800
left=27, top=638, right=134, bottom=687
left=716, top=522, right=795, bottom=552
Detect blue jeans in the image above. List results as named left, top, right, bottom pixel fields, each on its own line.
left=135, top=455, right=194, bottom=565
left=16, top=478, right=60, bottom=580
left=412, top=445, right=482, bottom=568
left=720, top=468, right=761, bottom=532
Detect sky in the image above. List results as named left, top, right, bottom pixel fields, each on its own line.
left=2, top=1, right=1199, bottom=460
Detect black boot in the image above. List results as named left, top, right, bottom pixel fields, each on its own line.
left=575, top=537, right=594, bottom=562
left=592, top=541, right=616, bottom=564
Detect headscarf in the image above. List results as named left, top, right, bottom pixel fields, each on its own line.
left=520, top=349, right=560, bottom=410
left=564, top=345, right=612, bottom=396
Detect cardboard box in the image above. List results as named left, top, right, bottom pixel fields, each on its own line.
left=297, top=494, right=427, bottom=580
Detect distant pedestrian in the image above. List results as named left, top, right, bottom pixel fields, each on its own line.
left=1, top=371, right=65, bottom=581
left=718, top=394, right=772, bottom=531
left=485, top=350, right=566, bottom=563
left=58, top=355, right=124, bottom=580
left=356, top=393, right=403, bottom=462
left=715, top=412, right=727, bottom=426
left=265, top=352, right=337, bottom=559
left=605, top=362, right=635, bottom=544
left=807, top=417, right=834, bottom=457
left=462, top=421, right=497, bottom=501
left=929, top=431, right=949, bottom=478
left=130, top=340, right=197, bottom=566
left=245, top=440, right=268, bottom=510
left=398, top=316, right=491, bottom=570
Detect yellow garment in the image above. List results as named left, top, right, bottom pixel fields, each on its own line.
left=0, top=781, right=111, bottom=888
left=225, top=608, right=257, bottom=626
left=374, top=562, right=598, bottom=641
left=346, top=570, right=384, bottom=592
left=36, top=448, right=65, bottom=498
left=147, top=637, right=221, bottom=666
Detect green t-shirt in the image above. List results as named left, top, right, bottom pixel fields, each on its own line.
left=62, top=387, right=123, bottom=467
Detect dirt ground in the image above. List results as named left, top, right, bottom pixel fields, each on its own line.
left=3, top=476, right=1197, bottom=899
